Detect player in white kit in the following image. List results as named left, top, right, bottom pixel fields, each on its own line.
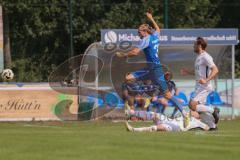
left=125, top=112, right=210, bottom=132
left=181, top=37, right=220, bottom=125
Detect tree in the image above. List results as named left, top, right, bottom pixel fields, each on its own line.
left=2, top=6, right=11, bottom=68
left=1, top=0, right=239, bottom=81
left=168, top=0, right=220, bottom=28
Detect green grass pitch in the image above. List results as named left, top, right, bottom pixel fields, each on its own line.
left=0, top=119, right=240, bottom=160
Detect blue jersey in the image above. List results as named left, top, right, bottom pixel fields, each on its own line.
left=137, top=31, right=160, bottom=67
left=122, top=81, right=158, bottom=95
left=122, top=81, right=142, bottom=95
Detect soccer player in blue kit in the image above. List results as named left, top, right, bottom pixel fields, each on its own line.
left=116, top=11, right=189, bottom=126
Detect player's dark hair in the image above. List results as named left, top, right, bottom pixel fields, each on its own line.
left=196, top=37, right=207, bottom=50
left=164, top=71, right=173, bottom=80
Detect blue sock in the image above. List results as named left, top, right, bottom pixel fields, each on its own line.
left=156, top=104, right=162, bottom=113
left=161, top=105, right=166, bottom=114
left=146, top=112, right=154, bottom=120
left=171, top=107, right=178, bottom=117
left=156, top=104, right=165, bottom=114
left=169, top=96, right=183, bottom=114
left=147, top=103, right=153, bottom=112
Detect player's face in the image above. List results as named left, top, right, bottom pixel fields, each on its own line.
left=193, top=42, right=201, bottom=53
left=138, top=29, right=145, bottom=39
left=165, top=74, right=171, bottom=81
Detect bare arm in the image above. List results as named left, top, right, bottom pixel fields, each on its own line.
left=206, top=65, right=218, bottom=82
left=146, top=12, right=160, bottom=33
left=117, top=11, right=157, bottom=58
left=180, top=68, right=195, bottom=76
left=199, top=65, right=218, bottom=84
left=116, top=48, right=141, bottom=58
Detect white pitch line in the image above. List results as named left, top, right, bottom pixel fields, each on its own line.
left=22, top=124, right=64, bottom=129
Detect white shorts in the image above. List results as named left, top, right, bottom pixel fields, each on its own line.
left=161, top=122, right=181, bottom=132
left=191, top=85, right=212, bottom=104
left=180, top=117, right=209, bottom=131
left=188, top=117, right=208, bottom=130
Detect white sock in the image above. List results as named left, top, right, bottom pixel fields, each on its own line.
left=196, top=104, right=214, bottom=113
left=133, top=125, right=157, bottom=132
left=182, top=110, right=188, bottom=117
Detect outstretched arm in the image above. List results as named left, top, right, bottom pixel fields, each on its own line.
left=180, top=68, right=195, bottom=76
left=146, top=12, right=160, bottom=33
left=116, top=48, right=141, bottom=58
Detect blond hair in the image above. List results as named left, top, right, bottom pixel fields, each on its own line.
left=138, top=24, right=153, bottom=34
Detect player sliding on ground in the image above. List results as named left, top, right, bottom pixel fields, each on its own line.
left=116, top=11, right=189, bottom=127
left=125, top=111, right=210, bottom=132
left=181, top=37, right=220, bottom=128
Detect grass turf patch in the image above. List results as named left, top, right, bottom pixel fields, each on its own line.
left=0, top=119, right=240, bottom=160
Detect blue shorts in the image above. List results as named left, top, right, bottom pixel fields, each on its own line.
left=131, top=69, right=150, bottom=80
left=131, top=66, right=168, bottom=94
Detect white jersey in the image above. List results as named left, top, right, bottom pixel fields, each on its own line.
left=156, top=115, right=208, bottom=131
left=183, top=117, right=209, bottom=131
left=172, top=116, right=208, bottom=131
left=194, top=51, right=216, bottom=90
